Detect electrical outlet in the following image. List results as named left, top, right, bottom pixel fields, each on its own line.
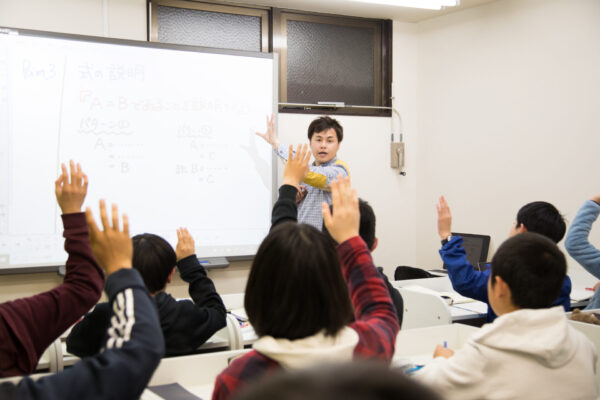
left=391, top=142, right=405, bottom=169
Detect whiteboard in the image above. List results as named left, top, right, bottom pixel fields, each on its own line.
left=0, top=28, right=276, bottom=271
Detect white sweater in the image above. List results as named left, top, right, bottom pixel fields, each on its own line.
left=416, top=307, right=598, bottom=400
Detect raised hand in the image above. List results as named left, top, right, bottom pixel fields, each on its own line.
left=283, top=144, right=311, bottom=190
left=321, top=175, right=359, bottom=244
left=436, top=196, right=452, bottom=240
left=85, top=200, right=132, bottom=276
left=255, top=113, right=279, bottom=149
left=55, top=160, right=88, bottom=214
left=591, top=195, right=600, bottom=206
left=176, top=227, right=196, bottom=261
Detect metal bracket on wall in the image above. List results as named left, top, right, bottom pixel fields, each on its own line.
left=391, top=142, right=406, bottom=176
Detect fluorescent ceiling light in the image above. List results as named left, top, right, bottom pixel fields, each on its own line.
left=349, top=0, right=459, bottom=10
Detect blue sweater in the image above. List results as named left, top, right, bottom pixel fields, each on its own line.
left=0, top=269, right=164, bottom=400
left=441, top=236, right=572, bottom=322
left=565, top=200, right=600, bottom=310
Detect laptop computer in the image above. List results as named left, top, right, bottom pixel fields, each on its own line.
left=430, top=232, right=491, bottom=274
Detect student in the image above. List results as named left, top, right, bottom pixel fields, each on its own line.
left=67, top=228, right=226, bottom=357
left=437, top=196, right=571, bottom=321
left=416, top=232, right=598, bottom=400
left=0, top=161, right=105, bottom=377
left=0, top=200, right=165, bottom=399
left=257, top=114, right=350, bottom=230
left=273, top=165, right=404, bottom=325
left=320, top=199, right=404, bottom=326
left=357, top=199, right=404, bottom=327
left=565, top=194, right=600, bottom=309
left=235, top=361, right=442, bottom=400
left=212, top=146, right=399, bottom=400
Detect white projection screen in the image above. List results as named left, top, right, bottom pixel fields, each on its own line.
left=0, top=28, right=277, bottom=272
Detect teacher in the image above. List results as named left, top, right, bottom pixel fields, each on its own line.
left=257, top=114, right=350, bottom=230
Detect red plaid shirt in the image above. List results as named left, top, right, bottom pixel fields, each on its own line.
left=212, top=236, right=400, bottom=400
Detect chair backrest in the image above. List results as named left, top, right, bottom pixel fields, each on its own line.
left=36, top=338, right=64, bottom=373
left=397, top=287, right=452, bottom=329
left=394, top=266, right=436, bottom=281
left=224, top=313, right=243, bottom=350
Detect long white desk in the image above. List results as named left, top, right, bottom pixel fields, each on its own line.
left=391, top=277, right=488, bottom=323
left=393, top=273, right=593, bottom=322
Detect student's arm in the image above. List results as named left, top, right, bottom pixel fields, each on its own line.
left=7, top=269, right=164, bottom=400
left=441, top=237, right=490, bottom=302
left=65, top=303, right=111, bottom=357
left=323, top=178, right=399, bottom=362
left=437, top=196, right=489, bottom=302
left=1, top=201, right=164, bottom=400
left=565, top=199, right=600, bottom=278
left=270, top=144, right=311, bottom=228
left=415, top=341, right=487, bottom=399
left=175, top=228, right=227, bottom=345
left=0, top=162, right=105, bottom=375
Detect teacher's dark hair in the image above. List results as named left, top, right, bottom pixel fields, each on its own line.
left=307, top=116, right=343, bottom=142
left=245, top=222, right=353, bottom=340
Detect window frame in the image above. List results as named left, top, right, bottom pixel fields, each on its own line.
left=274, top=9, right=390, bottom=116
left=149, top=0, right=270, bottom=52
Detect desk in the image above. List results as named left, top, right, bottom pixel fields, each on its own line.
left=142, top=349, right=249, bottom=400
left=394, top=274, right=591, bottom=320
left=391, top=277, right=488, bottom=324
left=392, top=324, right=480, bottom=367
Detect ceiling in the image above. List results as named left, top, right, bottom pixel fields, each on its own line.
left=223, top=0, right=498, bottom=22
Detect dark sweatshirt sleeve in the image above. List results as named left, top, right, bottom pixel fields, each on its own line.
left=173, top=255, right=227, bottom=349
left=271, top=185, right=299, bottom=229
left=2, top=269, right=164, bottom=400
left=65, top=303, right=112, bottom=357
left=0, top=212, right=105, bottom=375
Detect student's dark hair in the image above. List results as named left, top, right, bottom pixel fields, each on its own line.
left=491, top=232, right=566, bottom=309
left=131, top=233, right=176, bottom=294
left=234, top=361, right=443, bottom=400
left=323, top=198, right=375, bottom=250
left=516, top=201, right=566, bottom=243
left=307, top=116, right=343, bottom=142
left=245, top=222, right=353, bottom=340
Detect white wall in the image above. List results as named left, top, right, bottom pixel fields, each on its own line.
left=0, top=0, right=146, bottom=40
left=0, top=0, right=419, bottom=300
left=415, top=0, right=600, bottom=286
left=2, top=0, right=598, bottom=301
